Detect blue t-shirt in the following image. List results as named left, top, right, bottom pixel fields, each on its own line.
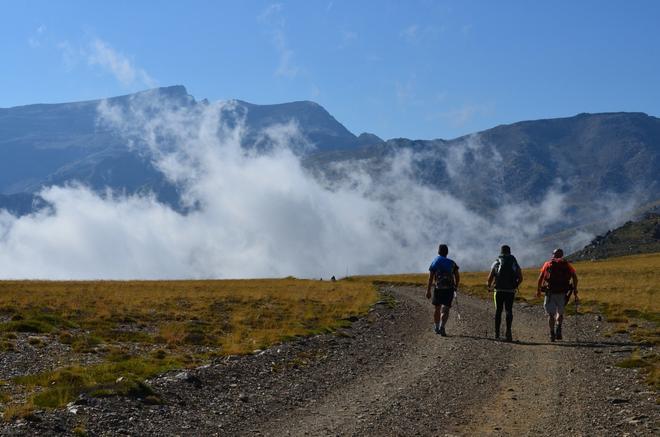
left=429, top=255, right=458, bottom=290
left=429, top=255, right=457, bottom=274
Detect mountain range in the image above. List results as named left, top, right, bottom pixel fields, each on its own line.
left=0, top=86, right=383, bottom=211
left=1, top=85, right=659, bottom=239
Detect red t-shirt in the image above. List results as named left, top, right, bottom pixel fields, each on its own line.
left=540, top=258, right=576, bottom=278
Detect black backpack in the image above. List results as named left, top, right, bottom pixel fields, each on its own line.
left=434, top=262, right=456, bottom=290
left=494, top=255, right=519, bottom=290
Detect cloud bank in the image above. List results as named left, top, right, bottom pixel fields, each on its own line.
left=0, top=92, right=632, bottom=279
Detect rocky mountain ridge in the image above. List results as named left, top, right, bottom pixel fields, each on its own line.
left=1, top=87, right=659, bottom=240
left=569, top=212, right=660, bottom=260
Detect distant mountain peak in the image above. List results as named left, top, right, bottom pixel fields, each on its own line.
left=235, top=99, right=323, bottom=110
left=123, top=85, right=194, bottom=105
left=232, top=99, right=359, bottom=150
left=356, top=132, right=383, bottom=146
left=157, top=85, right=188, bottom=96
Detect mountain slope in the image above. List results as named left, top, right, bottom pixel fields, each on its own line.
left=307, top=112, right=660, bottom=221
left=0, top=86, right=362, bottom=212
left=471, top=112, right=660, bottom=202
left=569, top=212, right=660, bottom=260
left=0, top=86, right=192, bottom=195
left=237, top=100, right=359, bottom=151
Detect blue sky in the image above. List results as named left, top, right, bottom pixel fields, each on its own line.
left=2, top=0, right=659, bottom=140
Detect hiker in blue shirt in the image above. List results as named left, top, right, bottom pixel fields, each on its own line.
left=426, top=244, right=460, bottom=336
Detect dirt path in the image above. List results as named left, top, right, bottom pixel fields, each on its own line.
left=3, top=286, right=658, bottom=436
left=256, top=287, right=658, bottom=436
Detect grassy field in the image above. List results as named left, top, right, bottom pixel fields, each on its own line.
left=0, top=278, right=377, bottom=418
left=363, top=252, right=660, bottom=389
left=1, top=253, right=658, bottom=418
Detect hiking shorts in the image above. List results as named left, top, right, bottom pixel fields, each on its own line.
left=544, top=292, right=566, bottom=316
left=432, top=288, right=454, bottom=307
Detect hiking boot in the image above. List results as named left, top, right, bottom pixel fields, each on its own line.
left=550, top=330, right=556, bottom=342
left=555, top=325, right=563, bottom=340
left=439, top=326, right=447, bottom=337
left=495, top=330, right=500, bottom=340
left=434, top=326, right=441, bottom=335
left=505, top=331, right=512, bottom=342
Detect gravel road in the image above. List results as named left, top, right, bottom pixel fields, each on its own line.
left=3, top=286, right=658, bottom=436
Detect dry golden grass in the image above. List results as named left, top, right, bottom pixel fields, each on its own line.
left=0, top=278, right=377, bottom=415
left=0, top=278, right=377, bottom=355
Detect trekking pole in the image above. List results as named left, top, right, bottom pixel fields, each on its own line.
left=486, top=287, right=495, bottom=338
left=454, top=289, right=462, bottom=321
left=574, top=296, right=580, bottom=346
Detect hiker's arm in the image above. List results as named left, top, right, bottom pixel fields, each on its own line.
left=426, top=271, right=433, bottom=299
left=536, top=272, right=544, bottom=297
left=517, top=268, right=523, bottom=286
left=571, top=272, right=579, bottom=303
left=487, top=270, right=494, bottom=290
left=454, top=270, right=460, bottom=289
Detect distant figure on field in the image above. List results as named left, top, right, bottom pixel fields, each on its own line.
left=426, top=244, right=460, bottom=336
left=331, top=275, right=336, bottom=282
left=487, top=245, right=523, bottom=342
left=536, top=248, right=579, bottom=342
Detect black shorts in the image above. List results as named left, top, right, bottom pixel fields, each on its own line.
left=432, top=288, right=454, bottom=307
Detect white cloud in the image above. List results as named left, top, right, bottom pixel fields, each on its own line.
left=273, top=32, right=299, bottom=78
left=38, top=34, right=156, bottom=87
left=88, top=38, right=156, bottom=87
left=28, top=25, right=46, bottom=48
left=258, top=3, right=283, bottom=23
left=258, top=4, right=300, bottom=79
left=440, top=134, right=502, bottom=179
left=0, top=91, right=604, bottom=279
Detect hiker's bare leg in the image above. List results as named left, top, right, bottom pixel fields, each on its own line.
left=434, top=305, right=442, bottom=324
left=494, top=293, right=504, bottom=337
left=441, top=305, right=450, bottom=325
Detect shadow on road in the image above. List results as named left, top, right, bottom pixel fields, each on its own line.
left=453, top=334, right=641, bottom=349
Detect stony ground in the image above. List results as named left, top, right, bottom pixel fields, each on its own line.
left=2, top=286, right=658, bottom=436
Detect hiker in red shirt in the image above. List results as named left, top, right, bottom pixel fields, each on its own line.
left=536, top=248, right=579, bottom=342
